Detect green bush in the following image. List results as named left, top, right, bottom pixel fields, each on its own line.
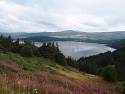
left=102, top=65, right=117, bottom=82
left=0, top=45, right=7, bottom=53
left=55, top=53, right=67, bottom=66
left=20, top=46, right=33, bottom=57
left=23, top=66, right=30, bottom=71
left=97, top=68, right=104, bottom=76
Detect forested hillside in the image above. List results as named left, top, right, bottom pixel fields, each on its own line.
left=68, top=46, right=125, bottom=82
left=108, top=39, right=125, bottom=49
left=23, top=36, right=76, bottom=42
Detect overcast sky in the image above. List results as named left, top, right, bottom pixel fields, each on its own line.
left=0, top=0, right=125, bottom=32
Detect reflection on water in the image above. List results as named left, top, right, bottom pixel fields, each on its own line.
left=34, top=41, right=115, bottom=60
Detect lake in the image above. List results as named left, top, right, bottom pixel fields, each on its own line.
left=34, top=41, right=115, bottom=60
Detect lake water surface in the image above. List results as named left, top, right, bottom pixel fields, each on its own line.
left=35, top=41, right=115, bottom=60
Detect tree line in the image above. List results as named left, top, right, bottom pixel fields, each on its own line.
left=67, top=46, right=125, bottom=82
left=0, top=35, right=67, bottom=66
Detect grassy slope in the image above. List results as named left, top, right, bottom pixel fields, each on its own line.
left=0, top=52, right=57, bottom=74
left=45, top=64, right=102, bottom=83
left=0, top=52, right=123, bottom=94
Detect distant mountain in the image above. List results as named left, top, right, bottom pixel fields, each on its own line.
left=18, top=30, right=125, bottom=41
left=0, top=32, right=26, bottom=38
left=18, top=30, right=87, bottom=38
left=1, top=30, right=125, bottom=43
left=90, top=31, right=125, bottom=40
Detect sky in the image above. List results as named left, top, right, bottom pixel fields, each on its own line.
left=0, top=0, right=125, bottom=33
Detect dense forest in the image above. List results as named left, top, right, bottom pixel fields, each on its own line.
left=68, top=46, right=125, bottom=82
left=1, top=34, right=125, bottom=82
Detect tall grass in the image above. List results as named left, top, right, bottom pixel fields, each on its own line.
left=0, top=52, right=122, bottom=94
left=0, top=72, right=120, bottom=94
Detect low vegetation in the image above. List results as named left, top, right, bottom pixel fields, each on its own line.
left=0, top=53, right=123, bottom=94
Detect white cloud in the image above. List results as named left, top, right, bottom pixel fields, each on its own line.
left=0, top=0, right=125, bottom=32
